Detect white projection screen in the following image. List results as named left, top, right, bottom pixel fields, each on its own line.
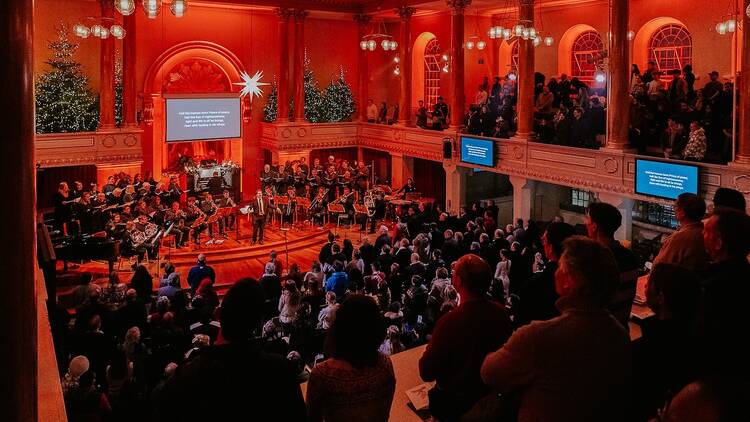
left=165, top=95, right=242, bottom=142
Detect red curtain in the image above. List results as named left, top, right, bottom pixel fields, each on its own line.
left=36, top=165, right=98, bottom=209
left=413, top=158, right=445, bottom=208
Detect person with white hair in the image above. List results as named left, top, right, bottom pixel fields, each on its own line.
left=62, top=355, right=112, bottom=420
left=317, top=291, right=338, bottom=330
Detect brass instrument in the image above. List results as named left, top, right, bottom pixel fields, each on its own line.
left=364, top=193, right=377, bottom=217
left=333, top=190, right=355, bottom=204
left=309, top=189, right=329, bottom=211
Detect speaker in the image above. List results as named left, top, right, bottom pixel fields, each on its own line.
left=442, top=138, right=452, bottom=159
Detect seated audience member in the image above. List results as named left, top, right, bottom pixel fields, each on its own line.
left=481, top=236, right=632, bottom=422
left=632, top=263, right=702, bottom=421
left=325, top=261, right=349, bottom=298
left=187, top=254, right=215, bottom=293
left=419, top=254, right=513, bottom=422
left=379, top=325, right=405, bottom=356
left=653, top=193, right=710, bottom=272
left=712, top=187, right=746, bottom=212
left=585, top=202, right=639, bottom=328
left=62, top=355, right=112, bottom=420
left=159, top=278, right=306, bottom=421
left=701, top=209, right=750, bottom=377
left=659, top=378, right=750, bottom=422
left=157, top=266, right=182, bottom=301
left=682, top=121, right=707, bottom=161
left=115, top=289, right=147, bottom=337
left=307, top=295, right=396, bottom=422
left=514, top=222, right=575, bottom=327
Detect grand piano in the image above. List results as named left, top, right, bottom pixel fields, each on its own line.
left=53, top=234, right=120, bottom=273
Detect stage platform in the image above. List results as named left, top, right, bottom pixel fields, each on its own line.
left=54, top=217, right=377, bottom=308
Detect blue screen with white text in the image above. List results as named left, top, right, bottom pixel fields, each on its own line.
left=635, top=159, right=699, bottom=200
left=460, top=136, right=494, bottom=167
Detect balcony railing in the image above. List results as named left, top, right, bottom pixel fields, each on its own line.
left=35, top=128, right=143, bottom=168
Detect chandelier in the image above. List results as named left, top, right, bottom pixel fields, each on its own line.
left=465, top=9, right=487, bottom=50
left=715, top=0, right=742, bottom=36
left=487, top=0, right=553, bottom=47
left=73, top=17, right=126, bottom=40
left=114, top=0, right=188, bottom=19
left=359, top=21, right=398, bottom=51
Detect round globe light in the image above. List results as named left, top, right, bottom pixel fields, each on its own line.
left=514, top=24, right=524, bottom=37
left=465, top=40, right=474, bottom=49
left=477, top=40, right=486, bottom=50
left=367, top=40, right=376, bottom=51
left=110, top=25, right=126, bottom=39
left=90, top=24, right=103, bottom=37
left=99, top=27, right=110, bottom=39
left=627, top=30, right=635, bottom=41
left=390, top=40, right=398, bottom=50
left=727, top=19, right=737, bottom=33
left=360, top=40, right=368, bottom=50
left=170, top=0, right=187, bottom=17
left=533, top=37, right=541, bottom=47
left=115, top=0, right=136, bottom=16
left=544, top=36, right=554, bottom=46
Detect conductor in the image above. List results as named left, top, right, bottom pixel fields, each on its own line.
left=250, top=189, right=271, bottom=245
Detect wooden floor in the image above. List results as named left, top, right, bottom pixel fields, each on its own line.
left=55, top=216, right=377, bottom=307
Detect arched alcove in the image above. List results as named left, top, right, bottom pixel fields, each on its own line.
left=632, top=17, right=690, bottom=71
left=141, top=41, right=247, bottom=179
left=412, top=32, right=437, bottom=109
left=498, top=40, right=518, bottom=76
left=557, top=24, right=599, bottom=77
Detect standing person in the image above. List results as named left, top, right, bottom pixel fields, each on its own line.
left=307, top=295, right=396, bottom=422
left=493, top=249, right=512, bottom=301
left=481, top=236, right=632, bottom=422
left=249, top=189, right=270, bottom=245
left=159, top=279, right=307, bottom=421
left=585, top=202, right=639, bottom=328
left=377, top=102, right=388, bottom=124
left=683, top=64, right=696, bottom=101
left=366, top=99, right=379, bottom=123
left=475, top=84, right=488, bottom=106
left=703, top=71, right=723, bottom=105
left=187, top=254, right=215, bottom=293
left=415, top=100, right=428, bottom=128
left=419, top=255, right=513, bottom=421
left=652, top=193, right=709, bottom=272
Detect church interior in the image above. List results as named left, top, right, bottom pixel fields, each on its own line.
left=3, top=0, right=750, bottom=420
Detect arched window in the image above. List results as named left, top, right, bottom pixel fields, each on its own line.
left=424, top=39, right=442, bottom=108
left=649, top=24, right=692, bottom=74
left=571, top=30, right=604, bottom=84
left=511, top=41, right=519, bottom=74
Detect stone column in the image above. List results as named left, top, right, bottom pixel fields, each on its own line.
left=509, top=175, right=536, bottom=223
left=292, top=10, right=308, bottom=122
left=736, top=0, right=750, bottom=164
left=0, top=0, right=37, bottom=419
left=98, top=0, right=116, bottom=129
left=605, top=0, right=630, bottom=150
left=447, top=0, right=471, bottom=129
left=597, top=192, right=634, bottom=241
left=390, top=152, right=414, bottom=189
left=515, top=0, right=535, bottom=137
left=444, top=163, right=469, bottom=214
left=276, top=8, right=292, bottom=123
left=122, top=12, right=137, bottom=127
left=355, top=14, right=371, bottom=122
left=397, top=6, right=416, bottom=126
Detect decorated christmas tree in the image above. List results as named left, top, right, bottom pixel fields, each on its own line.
left=263, top=80, right=278, bottom=122
left=321, top=66, right=356, bottom=122
left=115, top=57, right=123, bottom=127
left=303, top=50, right=325, bottom=123
left=35, top=24, right=99, bottom=134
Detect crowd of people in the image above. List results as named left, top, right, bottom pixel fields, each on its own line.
left=53, top=185, right=750, bottom=421
left=629, top=64, right=735, bottom=163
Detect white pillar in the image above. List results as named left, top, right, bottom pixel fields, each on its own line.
left=597, top=192, right=634, bottom=241
left=444, top=162, right=469, bottom=214
left=509, top=175, right=536, bottom=223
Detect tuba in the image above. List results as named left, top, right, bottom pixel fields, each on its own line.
left=364, top=192, right=377, bottom=217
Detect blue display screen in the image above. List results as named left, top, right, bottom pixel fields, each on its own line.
left=635, top=159, right=699, bottom=200
left=460, top=136, right=495, bottom=167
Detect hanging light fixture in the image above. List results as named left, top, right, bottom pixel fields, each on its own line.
left=142, top=0, right=161, bottom=19
left=90, top=24, right=104, bottom=37
left=393, top=65, right=400, bottom=76
left=464, top=9, right=486, bottom=51
left=115, top=0, right=136, bottom=16
left=514, top=24, right=524, bottom=37
left=627, top=30, right=635, bottom=41
left=465, top=40, right=475, bottom=49
left=594, top=70, right=607, bottom=83
left=476, top=40, right=486, bottom=50
left=544, top=36, right=554, bottom=46
left=726, top=18, right=737, bottom=32
left=389, top=40, right=398, bottom=50
left=99, top=26, right=110, bottom=39
left=170, top=0, right=187, bottom=17
left=359, top=40, right=368, bottom=50
left=110, top=24, right=126, bottom=39
left=716, top=21, right=727, bottom=34
left=367, top=40, right=376, bottom=51
left=360, top=20, right=397, bottom=52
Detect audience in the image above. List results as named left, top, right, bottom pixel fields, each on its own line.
left=419, top=254, right=513, bottom=421
left=652, top=193, right=709, bottom=272
left=307, top=295, right=395, bottom=422
left=481, top=236, right=632, bottom=422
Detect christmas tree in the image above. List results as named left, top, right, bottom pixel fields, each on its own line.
left=303, top=50, right=325, bottom=123
left=263, top=80, right=278, bottom=122
left=321, top=66, right=356, bottom=122
left=115, top=57, right=123, bottom=127
left=35, top=24, right=99, bottom=134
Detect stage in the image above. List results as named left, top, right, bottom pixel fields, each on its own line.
left=54, top=216, right=376, bottom=308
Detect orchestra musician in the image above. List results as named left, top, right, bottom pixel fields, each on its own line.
left=206, top=170, right=223, bottom=194
left=200, top=193, right=224, bottom=237
left=283, top=186, right=297, bottom=226
left=298, top=156, right=309, bottom=176
left=396, top=177, right=417, bottom=197
left=72, top=191, right=93, bottom=233
left=147, top=195, right=166, bottom=225
left=310, top=158, right=323, bottom=178
left=249, top=189, right=271, bottom=245
left=293, top=167, right=307, bottom=196
left=164, top=201, right=188, bottom=248
left=354, top=161, right=370, bottom=195
left=185, top=196, right=207, bottom=245
left=53, top=182, right=72, bottom=231
left=120, top=204, right=133, bottom=221
left=102, top=176, right=116, bottom=195
left=106, top=213, right=127, bottom=240
left=217, top=190, right=236, bottom=230
left=338, top=186, right=355, bottom=223
left=260, top=164, right=275, bottom=192
left=70, top=181, right=85, bottom=199
left=309, top=187, right=328, bottom=227
left=167, top=175, right=183, bottom=204
left=130, top=214, right=160, bottom=262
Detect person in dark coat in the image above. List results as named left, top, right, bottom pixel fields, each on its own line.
left=187, top=254, right=215, bottom=293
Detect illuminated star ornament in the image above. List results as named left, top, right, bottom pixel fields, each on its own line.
left=234, top=70, right=270, bottom=102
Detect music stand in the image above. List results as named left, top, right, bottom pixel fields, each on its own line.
left=327, top=203, right=345, bottom=235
